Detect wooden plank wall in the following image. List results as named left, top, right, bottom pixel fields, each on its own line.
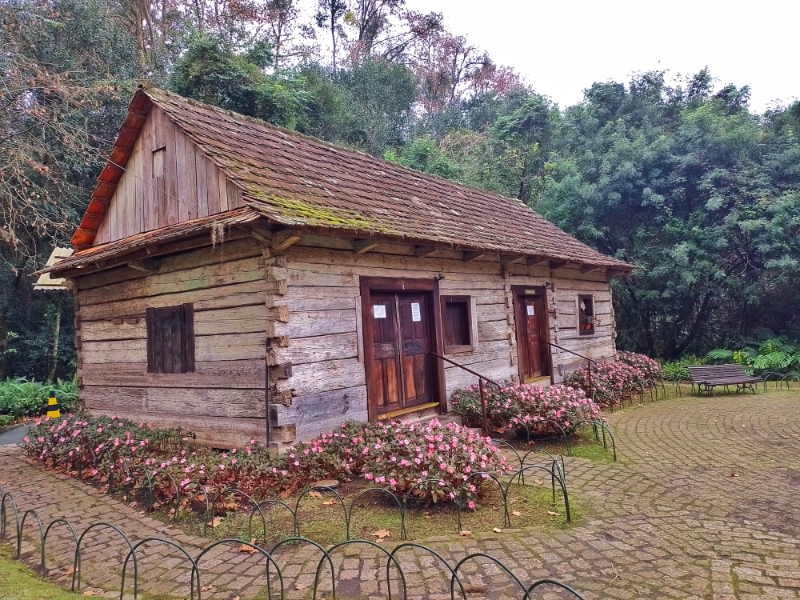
left=270, top=235, right=618, bottom=442
left=75, top=237, right=269, bottom=447
left=94, top=106, right=245, bottom=245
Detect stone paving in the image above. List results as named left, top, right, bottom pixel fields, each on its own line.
left=2, top=390, right=800, bottom=599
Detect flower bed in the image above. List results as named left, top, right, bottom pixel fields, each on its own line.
left=22, top=414, right=509, bottom=511
left=451, top=382, right=601, bottom=434
left=564, top=352, right=663, bottom=408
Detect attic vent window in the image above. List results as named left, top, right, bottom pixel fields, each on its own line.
left=152, top=147, right=166, bottom=178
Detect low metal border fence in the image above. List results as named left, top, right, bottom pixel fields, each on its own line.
left=0, top=483, right=587, bottom=600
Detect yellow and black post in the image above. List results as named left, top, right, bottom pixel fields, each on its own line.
left=46, top=396, right=60, bottom=419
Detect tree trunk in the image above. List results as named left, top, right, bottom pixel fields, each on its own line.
left=46, top=295, right=63, bottom=384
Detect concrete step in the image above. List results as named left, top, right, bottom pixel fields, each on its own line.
left=392, top=406, right=463, bottom=428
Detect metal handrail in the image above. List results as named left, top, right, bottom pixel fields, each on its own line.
left=428, top=351, right=501, bottom=436
left=540, top=340, right=597, bottom=393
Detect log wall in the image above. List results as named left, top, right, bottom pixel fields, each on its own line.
left=93, top=105, right=245, bottom=245
left=271, top=236, right=618, bottom=442
left=75, top=237, right=269, bottom=447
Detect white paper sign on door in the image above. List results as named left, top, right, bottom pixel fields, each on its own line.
left=411, top=302, right=422, bottom=322
left=373, top=305, right=387, bottom=318
left=527, top=305, right=535, bottom=316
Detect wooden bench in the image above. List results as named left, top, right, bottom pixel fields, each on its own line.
left=686, top=364, right=762, bottom=396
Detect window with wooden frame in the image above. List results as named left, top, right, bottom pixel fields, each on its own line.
left=578, top=295, right=595, bottom=336
left=146, top=304, right=195, bottom=373
left=441, top=295, right=474, bottom=353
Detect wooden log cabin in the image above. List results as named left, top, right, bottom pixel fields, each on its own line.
left=41, top=87, right=633, bottom=449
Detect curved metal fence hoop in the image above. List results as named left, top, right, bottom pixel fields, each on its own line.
left=527, top=578, right=586, bottom=598
left=493, top=440, right=523, bottom=470
left=250, top=499, right=298, bottom=539
left=451, top=552, right=531, bottom=600
left=314, top=539, right=407, bottom=600
left=347, top=487, right=406, bottom=540
left=17, top=509, right=44, bottom=559
left=520, top=420, right=571, bottom=456
left=121, top=465, right=154, bottom=509
left=213, top=488, right=266, bottom=543
left=150, top=470, right=182, bottom=516
left=42, top=518, right=78, bottom=574
left=195, top=539, right=283, bottom=600
left=403, top=479, right=461, bottom=534
left=459, top=471, right=510, bottom=527
left=390, top=542, right=468, bottom=600
left=762, top=372, right=791, bottom=391
left=294, top=485, right=347, bottom=541
left=505, top=464, right=570, bottom=523
left=121, top=537, right=199, bottom=600
left=531, top=448, right=567, bottom=486
left=573, top=419, right=616, bottom=461
left=179, top=481, right=211, bottom=533
left=72, top=522, right=137, bottom=594
left=1, top=492, right=20, bottom=542
left=269, top=537, right=335, bottom=600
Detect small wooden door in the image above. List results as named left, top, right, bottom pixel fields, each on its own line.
left=368, top=292, right=432, bottom=416
left=517, top=293, right=549, bottom=381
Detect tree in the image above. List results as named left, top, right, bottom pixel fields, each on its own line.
left=315, top=0, right=347, bottom=71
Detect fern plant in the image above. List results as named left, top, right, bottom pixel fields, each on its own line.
left=706, top=338, right=800, bottom=376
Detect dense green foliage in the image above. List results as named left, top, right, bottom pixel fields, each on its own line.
left=1, top=0, right=798, bottom=379
left=706, top=338, right=800, bottom=379
left=0, top=377, right=78, bottom=426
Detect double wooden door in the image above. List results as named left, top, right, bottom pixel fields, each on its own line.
left=517, top=293, right=549, bottom=381
left=369, top=292, right=433, bottom=416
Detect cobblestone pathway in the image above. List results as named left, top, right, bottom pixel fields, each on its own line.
left=2, top=391, right=800, bottom=599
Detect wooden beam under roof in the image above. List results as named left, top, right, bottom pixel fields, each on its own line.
left=527, top=256, right=550, bottom=267
left=353, top=239, right=379, bottom=254
left=549, top=260, right=569, bottom=269
left=414, top=245, right=437, bottom=259
left=580, top=264, right=603, bottom=274
left=500, top=254, right=525, bottom=266
left=272, top=229, right=301, bottom=251
left=462, top=250, right=486, bottom=263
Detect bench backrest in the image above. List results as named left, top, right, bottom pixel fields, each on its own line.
left=686, top=364, right=749, bottom=381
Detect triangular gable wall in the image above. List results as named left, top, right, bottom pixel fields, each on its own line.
left=93, top=105, right=245, bottom=246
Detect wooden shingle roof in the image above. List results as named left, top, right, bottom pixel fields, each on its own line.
left=70, top=87, right=632, bottom=271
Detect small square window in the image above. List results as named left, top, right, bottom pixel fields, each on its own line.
left=441, top=295, right=474, bottom=353
left=578, top=295, right=595, bottom=336
left=146, top=303, right=195, bottom=373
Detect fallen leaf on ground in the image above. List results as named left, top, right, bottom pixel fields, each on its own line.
left=730, top=472, right=739, bottom=477
left=232, top=597, right=240, bottom=600
left=238, top=544, right=258, bottom=554
left=61, top=568, right=76, bottom=576
left=547, top=511, right=560, bottom=516
left=168, top=508, right=176, bottom=519
left=128, top=501, right=138, bottom=508
left=296, top=583, right=308, bottom=590
left=492, top=528, right=502, bottom=533
left=534, top=479, right=544, bottom=485
left=459, top=530, right=472, bottom=537
left=322, top=499, right=337, bottom=505
left=463, top=584, right=489, bottom=593
left=512, top=511, right=522, bottom=517
left=83, top=591, right=100, bottom=596
left=492, top=427, right=506, bottom=433
left=309, top=491, right=322, bottom=498
left=372, top=529, right=391, bottom=539
left=206, top=517, right=224, bottom=527
left=200, top=585, right=214, bottom=592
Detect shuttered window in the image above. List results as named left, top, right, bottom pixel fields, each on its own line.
left=441, top=295, right=474, bottom=353
left=146, top=303, right=195, bottom=373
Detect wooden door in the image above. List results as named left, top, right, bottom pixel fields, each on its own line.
left=367, top=291, right=433, bottom=416
left=519, top=294, right=548, bottom=381
left=397, top=293, right=431, bottom=408
left=370, top=293, right=403, bottom=414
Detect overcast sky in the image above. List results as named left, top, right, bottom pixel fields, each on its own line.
left=405, top=0, right=798, bottom=113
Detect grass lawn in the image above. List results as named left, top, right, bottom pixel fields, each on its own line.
left=0, top=546, right=78, bottom=600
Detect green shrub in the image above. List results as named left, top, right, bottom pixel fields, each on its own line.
left=659, top=355, right=707, bottom=382
left=0, top=377, right=79, bottom=420
left=706, top=338, right=800, bottom=377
